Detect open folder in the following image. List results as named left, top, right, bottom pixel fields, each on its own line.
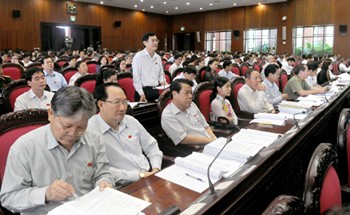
left=48, top=187, right=151, bottom=215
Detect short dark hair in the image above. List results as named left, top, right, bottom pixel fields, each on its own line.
left=93, top=82, right=122, bottom=102
left=142, top=32, right=156, bottom=42
left=51, top=86, right=96, bottom=118
left=183, top=66, right=197, bottom=75
left=208, top=59, right=218, bottom=67
left=287, top=57, right=295, bottom=62
left=244, top=68, right=258, bottom=79
left=222, top=60, right=232, bottom=69
left=293, top=64, right=307, bottom=75
left=95, top=68, right=117, bottom=86
left=264, top=64, right=279, bottom=77
left=170, top=79, right=193, bottom=96
left=25, top=67, right=44, bottom=81
left=306, top=61, right=319, bottom=71
left=75, top=60, right=85, bottom=69
left=174, top=53, right=183, bottom=60
left=41, top=56, right=54, bottom=65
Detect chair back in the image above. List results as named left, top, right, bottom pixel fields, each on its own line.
left=164, top=70, right=172, bottom=84
left=262, top=195, right=305, bottom=215
left=74, top=74, right=97, bottom=93
left=172, top=67, right=185, bottom=80
left=2, top=63, right=25, bottom=80
left=158, top=89, right=172, bottom=115
left=332, top=63, right=340, bottom=75
left=86, top=61, right=98, bottom=74
left=0, top=109, right=49, bottom=183
left=56, top=59, right=67, bottom=68
left=337, top=108, right=350, bottom=187
left=240, top=63, right=250, bottom=77
left=99, top=64, right=115, bottom=73
left=232, top=63, right=241, bottom=76
left=198, top=66, right=208, bottom=83
left=164, top=62, right=172, bottom=71
left=117, top=72, right=135, bottom=102
left=303, top=143, right=341, bottom=214
left=279, top=70, right=289, bottom=92
left=2, top=79, right=30, bottom=112
left=61, top=67, right=78, bottom=83
left=26, top=62, right=42, bottom=70
left=230, top=77, right=246, bottom=111
left=193, top=82, right=214, bottom=122
left=253, top=62, right=261, bottom=73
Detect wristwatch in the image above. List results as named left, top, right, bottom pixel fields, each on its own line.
left=139, top=172, right=145, bottom=178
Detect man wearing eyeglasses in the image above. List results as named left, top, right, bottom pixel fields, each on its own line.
left=0, top=86, right=113, bottom=215
left=87, top=82, right=163, bottom=187
left=132, top=32, right=167, bottom=102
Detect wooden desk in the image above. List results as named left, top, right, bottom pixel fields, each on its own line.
left=122, top=84, right=350, bottom=214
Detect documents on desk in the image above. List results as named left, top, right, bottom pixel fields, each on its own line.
left=278, top=100, right=312, bottom=115
left=48, top=187, right=151, bottom=215
left=250, top=113, right=287, bottom=126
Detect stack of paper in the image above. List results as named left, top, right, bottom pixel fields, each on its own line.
left=279, top=101, right=311, bottom=114
left=250, top=113, right=287, bottom=126
left=48, top=187, right=151, bottom=215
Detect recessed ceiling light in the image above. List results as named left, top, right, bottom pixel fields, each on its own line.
left=163, top=2, right=167, bottom=4
left=100, top=1, right=103, bottom=4
left=175, top=7, right=178, bottom=9
left=200, top=7, right=203, bottom=10
left=165, top=11, right=169, bottom=13
left=209, top=3, right=213, bottom=6
left=142, top=9, right=145, bottom=11
left=134, top=5, right=138, bottom=7
left=140, top=0, right=143, bottom=2
left=150, top=5, right=154, bottom=8
left=258, top=2, right=261, bottom=5
left=186, top=2, right=190, bottom=5
left=233, top=3, right=236, bottom=6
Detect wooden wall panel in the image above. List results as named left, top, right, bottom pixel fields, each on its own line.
left=294, top=0, right=335, bottom=26
left=0, top=0, right=170, bottom=51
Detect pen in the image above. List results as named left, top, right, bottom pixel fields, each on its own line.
left=185, top=173, right=205, bottom=182
left=58, top=178, right=80, bottom=200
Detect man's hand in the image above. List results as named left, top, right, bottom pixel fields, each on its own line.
left=139, top=94, right=147, bottom=102
left=45, top=179, right=75, bottom=202
left=98, top=181, right=113, bottom=191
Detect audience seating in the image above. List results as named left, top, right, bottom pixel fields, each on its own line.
left=171, top=67, right=184, bottom=80
left=163, top=62, right=172, bottom=71
left=262, top=195, right=305, bottom=215
left=198, top=66, right=208, bottom=83
left=61, top=66, right=78, bottom=83
left=25, top=62, right=42, bottom=70
left=337, top=108, right=350, bottom=187
left=86, top=61, right=98, bottom=74
left=303, top=143, right=342, bottom=214
left=0, top=109, right=49, bottom=215
left=192, top=81, right=213, bottom=122
left=232, top=63, right=241, bottom=76
left=2, top=79, right=30, bottom=112
left=164, top=70, right=172, bottom=84
left=332, top=63, right=340, bottom=75
left=2, top=63, right=25, bottom=80
left=279, top=69, right=289, bottom=92
left=99, top=64, right=115, bottom=73
left=117, top=72, right=135, bottom=102
left=74, top=74, right=97, bottom=93
left=230, top=77, right=245, bottom=111
left=240, top=63, right=250, bottom=77
left=253, top=62, right=261, bottom=73
left=56, top=59, right=67, bottom=68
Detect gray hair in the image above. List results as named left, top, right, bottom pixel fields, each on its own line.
left=51, top=86, right=96, bottom=119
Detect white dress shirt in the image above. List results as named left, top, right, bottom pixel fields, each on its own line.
left=262, top=79, right=283, bottom=106
left=14, top=89, right=54, bottom=111
left=173, top=72, right=198, bottom=91
left=238, top=84, right=274, bottom=113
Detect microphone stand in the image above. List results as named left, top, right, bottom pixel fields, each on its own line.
left=207, top=136, right=232, bottom=195
left=293, top=111, right=306, bottom=129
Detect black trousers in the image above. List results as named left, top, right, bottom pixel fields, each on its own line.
left=134, top=86, right=159, bottom=102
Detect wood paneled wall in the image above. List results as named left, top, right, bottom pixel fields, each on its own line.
left=0, top=0, right=170, bottom=51
left=1, top=0, right=350, bottom=57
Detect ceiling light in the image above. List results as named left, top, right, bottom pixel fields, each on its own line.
left=200, top=7, right=203, bottom=10
left=175, top=7, right=178, bottom=10
left=134, top=5, right=138, bottom=7
left=142, top=9, right=145, bottom=11
left=233, top=3, right=237, bottom=6
left=186, top=2, right=190, bottom=5
left=258, top=2, right=261, bottom=5
left=150, top=5, right=154, bottom=8
left=140, top=0, right=143, bottom=2
left=165, top=11, right=169, bottom=13
left=163, top=2, right=167, bottom=4
left=100, top=1, right=103, bottom=4
left=209, top=3, right=213, bottom=6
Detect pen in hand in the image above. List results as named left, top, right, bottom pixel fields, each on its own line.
left=58, top=178, right=80, bottom=201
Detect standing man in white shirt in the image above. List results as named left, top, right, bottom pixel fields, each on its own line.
left=14, top=67, right=54, bottom=111
left=69, top=60, right=88, bottom=86
left=132, top=32, right=167, bottom=102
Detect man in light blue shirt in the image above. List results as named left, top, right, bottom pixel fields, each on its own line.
left=42, top=56, right=67, bottom=91
left=262, top=64, right=288, bottom=106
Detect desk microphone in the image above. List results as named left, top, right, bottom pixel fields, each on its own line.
left=207, top=136, right=232, bottom=195
left=293, top=111, right=306, bottom=129
left=324, top=94, right=329, bottom=103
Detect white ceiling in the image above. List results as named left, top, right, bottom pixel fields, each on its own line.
left=76, top=0, right=287, bottom=15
